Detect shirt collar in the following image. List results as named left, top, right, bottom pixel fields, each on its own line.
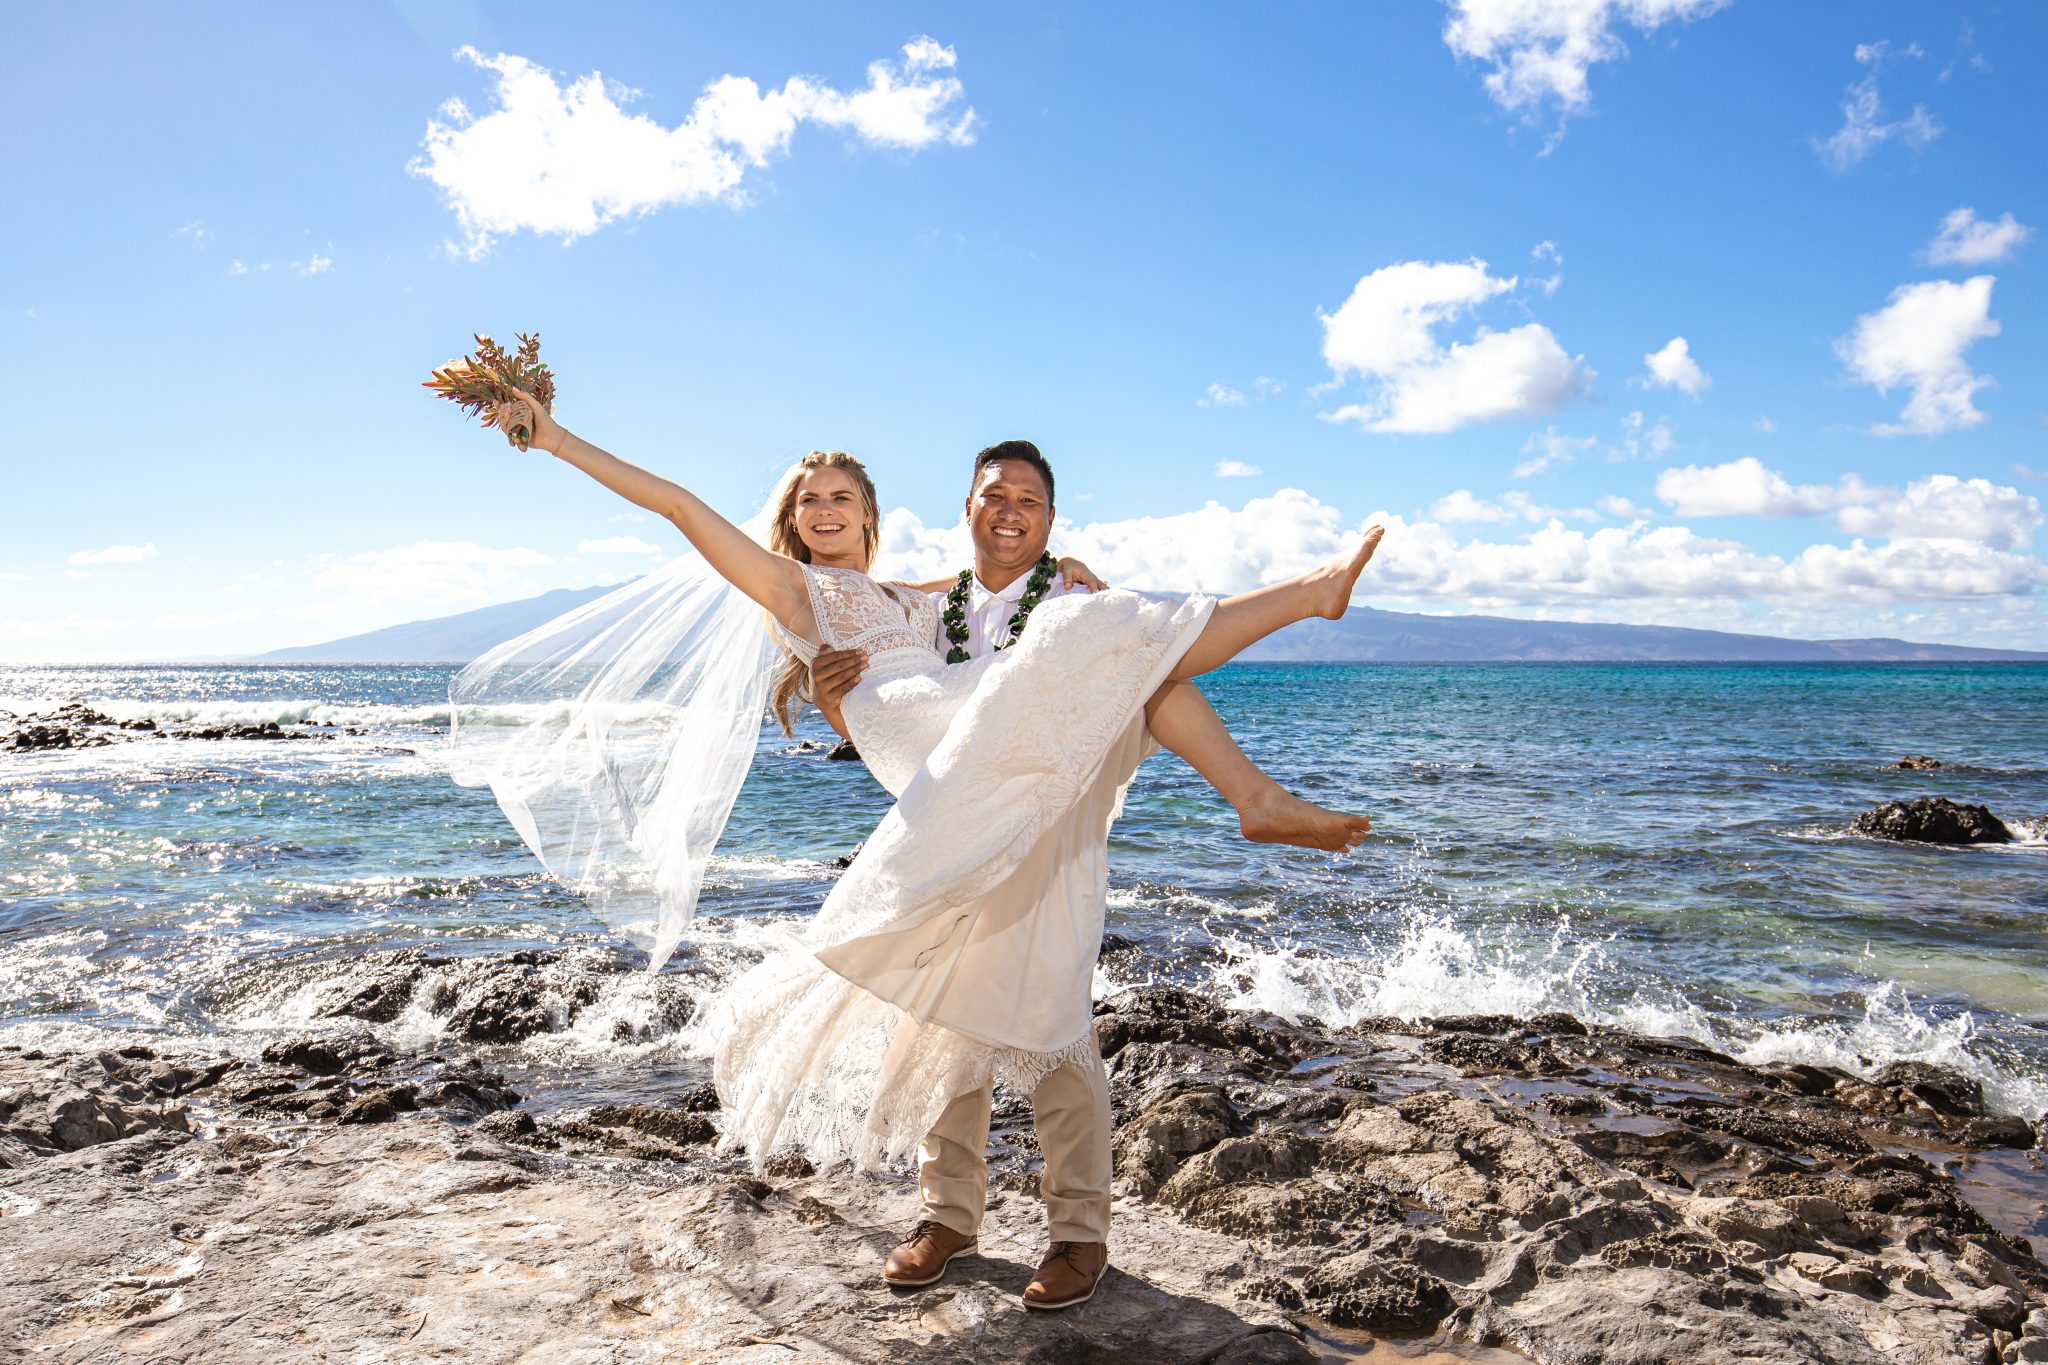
left=972, top=569, right=1034, bottom=606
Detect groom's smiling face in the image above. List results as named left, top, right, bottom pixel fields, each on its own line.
left=967, top=460, right=1052, bottom=580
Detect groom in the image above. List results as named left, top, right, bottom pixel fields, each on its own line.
left=810, top=440, right=1115, bottom=1310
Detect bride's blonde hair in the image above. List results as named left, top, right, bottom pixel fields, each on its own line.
left=767, top=450, right=881, bottom=735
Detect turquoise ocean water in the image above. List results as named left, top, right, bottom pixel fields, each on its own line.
left=2, top=662, right=2044, bottom=1115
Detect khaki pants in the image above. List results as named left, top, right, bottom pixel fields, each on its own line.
left=916, top=1048, right=1113, bottom=1244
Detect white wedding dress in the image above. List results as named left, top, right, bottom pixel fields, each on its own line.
left=708, top=563, right=1213, bottom=1170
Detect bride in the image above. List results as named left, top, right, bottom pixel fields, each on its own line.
left=449, top=392, right=1384, bottom=1173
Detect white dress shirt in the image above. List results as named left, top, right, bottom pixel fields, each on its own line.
left=937, top=568, right=1089, bottom=659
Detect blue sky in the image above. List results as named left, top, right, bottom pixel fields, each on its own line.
left=3, top=0, right=2044, bottom=660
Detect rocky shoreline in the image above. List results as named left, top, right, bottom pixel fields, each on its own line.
left=5, top=975, right=2046, bottom=1364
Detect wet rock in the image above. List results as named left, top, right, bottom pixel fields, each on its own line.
left=1094, top=986, right=1297, bottom=1068
left=1853, top=795, right=2013, bottom=844
left=825, top=737, right=859, bottom=761
left=1892, top=755, right=1944, bottom=770
left=473, top=1110, right=538, bottom=1142
left=1967, top=1115, right=2037, bottom=1149
left=261, top=1036, right=393, bottom=1077
left=830, top=841, right=865, bottom=869
left=1873, top=1060, right=1989, bottom=1120
left=586, top=1104, right=715, bottom=1148
left=179, top=720, right=319, bottom=741
left=337, top=1085, right=419, bottom=1125
left=783, top=738, right=832, bottom=756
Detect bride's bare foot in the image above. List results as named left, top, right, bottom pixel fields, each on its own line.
left=1309, top=525, right=1385, bottom=621
left=1239, top=788, right=1371, bottom=851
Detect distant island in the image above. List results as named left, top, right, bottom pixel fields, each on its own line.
left=249, top=580, right=2047, bottom=665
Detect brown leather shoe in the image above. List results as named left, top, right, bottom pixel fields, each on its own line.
left=1022, top=1240, right=1109, bottom=1309
left=882, top=1219, right=977, bottom=1287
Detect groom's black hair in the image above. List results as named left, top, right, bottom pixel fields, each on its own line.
left=970, top=440, right=1055, bottom=508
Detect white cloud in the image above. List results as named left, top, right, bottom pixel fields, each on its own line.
left=227, top=260, right=248, bottom=276
left=152, top=609, right=260, bottom=630
left=0, top=615, right=135, bottom=639
left=311, top=540, right=554, bottom=604
left=1514, top=426, right=1597, bottom=478
left=1642, top=336, right=1710, bottom=396
left=1199, top=376, right=1283, bottom=409
left=1813, top=41, right=1941, bottom=172
left=1529, top=239, right=1563, bottom=294
left=174, top=219, right=212, bottom=245
left=1614, top=410, right=1675, bottom=461
left=1319, top=258, right=1593, bottom=434
left=1924, top=207, right=2034, bottom=266
left=68, top=542, right=159, bottom=567
left=1214, top=460, right=1261, bottom=478
left=410, top=38, right=976, bottom=259
left=1752, top=416, right=1776, bottom=435
left=294, top=254, right=333, bottom=277
left=577, top=535, right=665, bottom=555
left=1441, top=0, right=1733, bottom=148
left=1656, top=457, right=1848, bottom=518
left=1836, top=474, right=2041, bottom=551
left=1835, top=275, right=1999, bottom=436
left=1597, top=495, right=1643, bottom=520
left=875, top=487, right=2048, bottom=613
left=1431, top=489, right=1518, bottom=524
left=1655, top=460, right=2040, bottom=551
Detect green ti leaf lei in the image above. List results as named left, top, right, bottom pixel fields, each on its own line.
left=943, top=553, right=1057, bottom=664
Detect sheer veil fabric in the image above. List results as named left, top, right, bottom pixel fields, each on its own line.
left=447, top=513, right=778, bottom=971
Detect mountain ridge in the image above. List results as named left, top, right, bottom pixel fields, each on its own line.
left=248, top=580, right=2048, bottom=664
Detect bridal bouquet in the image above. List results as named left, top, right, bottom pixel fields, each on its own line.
left=423, top=333, right=556, bottom=451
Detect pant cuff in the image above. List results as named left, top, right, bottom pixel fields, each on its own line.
left=1046, top=1215, right=1110, bottom=1245
left=920, top=1203, right=980, bottom=1238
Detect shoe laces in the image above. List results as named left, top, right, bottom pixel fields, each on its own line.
left=1044, top=1241, right=1092, bottom=1271
left=903, top=1220, right=948, bottom=1249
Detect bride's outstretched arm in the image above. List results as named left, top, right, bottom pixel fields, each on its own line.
left=508, top=395, right=808, bottom=630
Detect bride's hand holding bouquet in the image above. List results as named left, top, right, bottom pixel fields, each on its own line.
left=423, top=332, right=560, bottom=453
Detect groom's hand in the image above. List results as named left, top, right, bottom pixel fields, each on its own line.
left=811, top=647, right=867, bottom=739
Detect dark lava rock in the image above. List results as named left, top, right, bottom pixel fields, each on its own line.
left=586, top=1103, right=715, bottom=1147
left=826, top=738, right=859, bottom=761
left=1094, top=987, right=1297, bottom=1068
left=1891, top=755, right=1944, bottom=770
left=1852, top=796, right=2012, bottom=844
left=1297, top=1254, right=1454, bottom=1334
left=830, top=841, right=865, bottom=869
left=1964, top=1114, right=2035, bottom=1149
left=1872, top=1059, right=1987, bottom=1120
left=784, top=739, right=832, bottom=756
left=337, top=1085, right=420, bottom=1125
left=180, top=721, right=317, bottom=741
left=475, top=1110, right=539, bottom=1142
left=261, top=1036, right=392, bottom=1077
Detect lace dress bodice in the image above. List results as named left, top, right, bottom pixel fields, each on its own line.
left=774, top=564, right=962, bottom=795
left=777, top=564, right=940, bottom=668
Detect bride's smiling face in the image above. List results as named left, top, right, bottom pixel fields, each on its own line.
left=792, top=466, right=871, bottom=567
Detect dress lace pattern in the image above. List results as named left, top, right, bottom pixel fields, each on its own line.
left=709, top=562, right=1215, bottom=1172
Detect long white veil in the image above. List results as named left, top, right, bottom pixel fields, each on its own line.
left=447, top=513, right=779, bottom=971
